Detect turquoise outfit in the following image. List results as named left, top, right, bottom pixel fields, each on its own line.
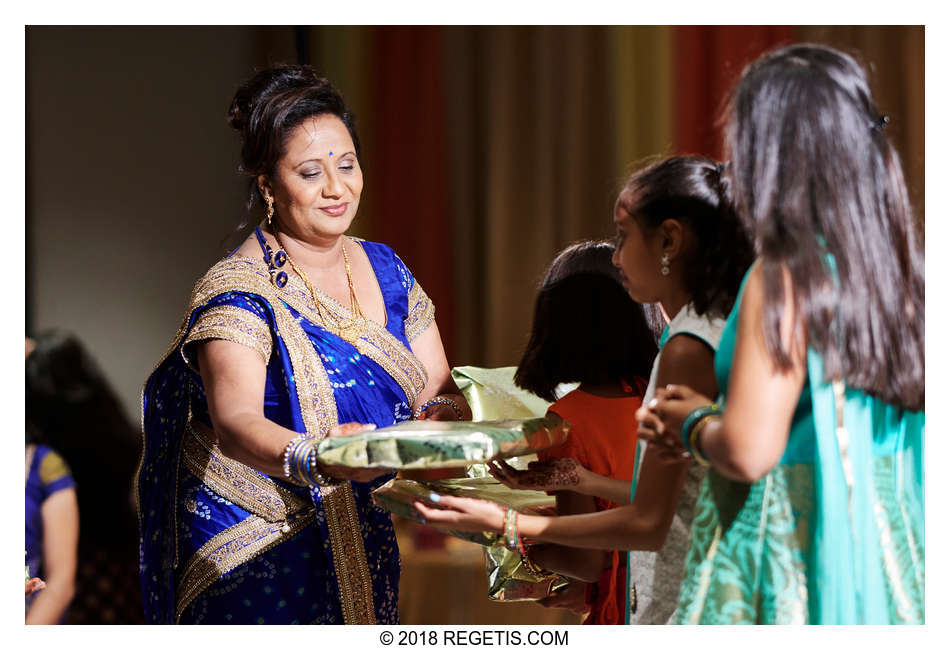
left=674, top=265, right=924, bottom=624
left=138, top=237, right=435, bottom=624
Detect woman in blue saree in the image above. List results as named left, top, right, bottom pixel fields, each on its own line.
left=137, top=65, right=470, bottom=624
left=639, top=44, right=924, bottom=624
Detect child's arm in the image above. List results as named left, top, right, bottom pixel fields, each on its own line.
left=528, top=491, right=606, bottom=583
left=490, top=458, right=633, bottom=505
left=417, top=333, right=715, bottom=551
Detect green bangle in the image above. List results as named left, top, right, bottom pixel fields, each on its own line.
left=681, top=404, right=719, bottom=451
left=687, top=414, right=717, bottom=466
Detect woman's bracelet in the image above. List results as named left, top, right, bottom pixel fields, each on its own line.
left=504, top=507, right=519, bottom=551
left=680, top=404, right=719, bottom=452
left=282, top=433, right=341, bottom=487
left=413, top=395, right=464, bottom=421
left=687, top=415, right=717, bottom=466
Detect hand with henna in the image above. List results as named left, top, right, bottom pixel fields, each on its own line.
left=488, top=458, right=584, bottom=492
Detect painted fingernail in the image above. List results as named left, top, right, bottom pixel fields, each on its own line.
left=648, top=398, right=659, bottom=409
left=429, top=492, right=441, bottom=503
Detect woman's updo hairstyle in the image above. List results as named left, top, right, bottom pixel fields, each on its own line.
left=616, top=156, right=755, bottom=319
left=228, top=64, right=361, bottom=209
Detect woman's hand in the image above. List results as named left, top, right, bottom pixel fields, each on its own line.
left=636, top=385, right=712, bottom=454
left=415, top=402, right=461, bottom=422
left=25, top=577, right=46, bottom=597
left=537, top=579, right=591, bottom=615
left=318, top=422, right=393, bottom=483
left=413, top=494, right=506, bottom=534
left=414, top=393, right=469, bottom=422
left=488, top=458, right=585, bottom=492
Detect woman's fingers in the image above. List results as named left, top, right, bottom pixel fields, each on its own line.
left=413, top=500, right=445, bottom=524
left=412, top=494, right=505, bottom=533
left=486, top=464, right=514, bottom=486
left=326, top=422, right=377, bottom=437
left=636, top=407, right=663, bottom=433
left=491, top=459, right=519, bottom=479
left=25, top=577, right=46, bottom=597
left=659, top=384, right=691, bottom=400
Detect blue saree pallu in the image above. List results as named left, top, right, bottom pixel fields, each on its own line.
left=137, top=237, right=435, bottom=624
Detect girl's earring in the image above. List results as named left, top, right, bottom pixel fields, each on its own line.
left=661, top=253, right=671, bottom=276
left=265, top=195, right=275, bottom=229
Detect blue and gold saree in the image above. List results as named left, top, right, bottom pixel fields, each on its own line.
left=136, top=237, right=435, bottom=624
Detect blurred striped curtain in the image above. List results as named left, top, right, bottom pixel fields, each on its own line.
left=278, top=25, right=922, bottom=370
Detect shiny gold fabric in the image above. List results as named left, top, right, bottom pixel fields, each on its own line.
left=317, top=416, right=570, bottom=470
left=451, top=366, right=555, bottom=420
left=485, top=543, right=570, bottom=602
left=372, top=477, right=556, bottom=546
left=449, top=365, right=575, bottom=477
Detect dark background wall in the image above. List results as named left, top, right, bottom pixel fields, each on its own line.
left=25, top=26, right=925, bottom=422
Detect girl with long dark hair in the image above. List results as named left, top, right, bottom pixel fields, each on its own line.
left=639, top=44, right=924, bottom=624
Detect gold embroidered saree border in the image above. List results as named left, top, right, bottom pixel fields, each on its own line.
left=182, top=304, right=273, bottom=367
left=356, top=323, right=427, bottom=406
left=182, top=421, right=309, bottom=522
left=405, top=281, right=435, bottom=341
left=249, top=250, right=429, bottom=406
left=147, top=256, right=379, bottom=625
left=175, top=511, right=315, bottom=622
left=322, top=483, right=378, bottom=625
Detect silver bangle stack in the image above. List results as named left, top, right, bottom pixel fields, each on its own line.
left=282, top=433, right=341, bottom=487
left=412, top=395, right=464, bottom=420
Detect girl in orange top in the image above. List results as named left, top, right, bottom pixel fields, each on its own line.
left=510, top=240, right=658, bottom=624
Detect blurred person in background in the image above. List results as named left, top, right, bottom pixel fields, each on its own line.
left=26, top=331, right=144, bottom=623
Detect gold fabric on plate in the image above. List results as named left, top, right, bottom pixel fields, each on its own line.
left=317, top=416, right=570, bottom=470
left=451, top=366, right=554, bottom=420
left=485, top=543, right=569, bottom=602
left=373, top=476, right=566, bottom=603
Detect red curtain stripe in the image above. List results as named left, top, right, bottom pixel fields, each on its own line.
left=673, top=26, right=794, bottom=159
left=369, top=26, right=456, bottom=359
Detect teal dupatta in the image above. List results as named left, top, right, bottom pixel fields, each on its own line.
left=808, top=349, right=924, bottom=623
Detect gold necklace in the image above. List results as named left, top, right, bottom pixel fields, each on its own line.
left=275, top=233, right=366, bottom=344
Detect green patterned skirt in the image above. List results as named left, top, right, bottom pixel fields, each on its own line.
left=674, top=460, right=923, bottom=624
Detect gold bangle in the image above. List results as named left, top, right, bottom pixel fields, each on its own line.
left=688, top=414, right=717, bottom=467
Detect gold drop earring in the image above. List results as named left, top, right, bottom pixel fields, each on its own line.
left=661, top=253, right=671, bottom=276
left=265, top=195, right=275, bottom=229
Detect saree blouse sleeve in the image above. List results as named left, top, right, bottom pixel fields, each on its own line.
left=392, top=252, right=435, bottom=342
left=182, top=292, right=273, bottom=367
left=36, top=446, right=76, bottom=498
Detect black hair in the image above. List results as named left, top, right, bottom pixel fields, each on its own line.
left=26, top=330, right=141, bottom=549
left=514, top=240, right=659, bottom=402
left=726, top=44, right=924, bottom=410
left=616, top=156, right=755, bottom=320
left=227, top=63, right=361, bottom=211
